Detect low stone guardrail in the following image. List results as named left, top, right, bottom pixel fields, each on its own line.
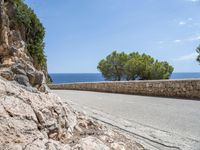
left=48, top=79, right=200, bottom=99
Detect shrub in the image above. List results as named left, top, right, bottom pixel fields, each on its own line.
left=12, top=0, right=46, bottom=70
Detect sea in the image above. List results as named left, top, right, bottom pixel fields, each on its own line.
left=49, top=73, right=200, bottom=84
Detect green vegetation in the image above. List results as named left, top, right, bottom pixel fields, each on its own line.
left=47, top=74, right=53, bottom=83
left=12, top=0, right=46, bottom=70
left=196, top=45, right=200, bottom=64
left=97, top=51, right=128, bottom=81
left=98, top=51, right=174, bottom=81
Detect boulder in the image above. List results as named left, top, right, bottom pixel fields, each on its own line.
left=14, top=74, right=30, bottom=86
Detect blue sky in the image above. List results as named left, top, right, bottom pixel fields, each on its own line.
left=25, top=0, right=200, bottom=73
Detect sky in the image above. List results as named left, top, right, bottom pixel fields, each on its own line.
left=25, top=0, right=200, bottom=73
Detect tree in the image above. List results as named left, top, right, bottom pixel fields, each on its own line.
left=125, top=53, right=173, bottom=80
left=97, top=51, right=128, bottom=81
left=98, top=51, right=174, bottom=81
left=197, top=45, right=200, bottom=63
left=149, top=61, right=174, bottom=80
left=135, top=53, right=154, bottom=80
left=125, top=52, right=142, bottom=80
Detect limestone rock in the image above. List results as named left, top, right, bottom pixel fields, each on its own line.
left=0, top=0, right=48, bottom=92
left=0, top=77, right=76, bottom=149
left=11, top=63, right=26, bottom=75
left=14, top=74, right=30, bottom=87
left=73, top=136, right=110, bottom=150
left=111, top=142, right=126, bottom=150
left=0, top=69, right=13, bottom=80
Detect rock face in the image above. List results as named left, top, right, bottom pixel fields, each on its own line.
left=0, top=77, right=144, bottom=149
left=0, top=0, right=48, bottom=92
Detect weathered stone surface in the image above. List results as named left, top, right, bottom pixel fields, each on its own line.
left=11, top=63, right=26, bottom=75
left=0, top=69, right=13, bottom=80
left=0, top=77, right=144, bottom=149
left=111, top=142, right=126, bottom=150
left=14, top=74, right=30, bottom=86
left=0, top=0, right=48, bottom=92
left=72, top=136, right=110, bottom=150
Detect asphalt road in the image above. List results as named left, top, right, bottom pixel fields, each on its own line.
left=52, top=90, right=200, bottom=150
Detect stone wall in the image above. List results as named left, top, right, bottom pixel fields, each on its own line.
left=49, top=79, right=200, bottom=99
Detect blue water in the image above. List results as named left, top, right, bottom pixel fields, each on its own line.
left=50, top=73, right=200, bottom=84
left=50, top=73, right=104, bottom=84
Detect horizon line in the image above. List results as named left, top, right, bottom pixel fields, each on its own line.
left=49, top=72, right=200, bottom=74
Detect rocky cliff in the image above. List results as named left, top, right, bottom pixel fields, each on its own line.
left=0, top=0, right=48, bottom=92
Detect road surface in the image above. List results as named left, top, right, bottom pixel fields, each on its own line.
left=52, top=90, right=200, bottom=150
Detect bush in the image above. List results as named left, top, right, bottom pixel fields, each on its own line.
left=98, top=51, right=174, bottom=81
left=12, top=0, right=46, bottom=70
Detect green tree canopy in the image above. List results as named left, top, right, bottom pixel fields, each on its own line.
left=97, top=51, right=128, bottom=81
left=98, top=51, right=174, bottom=81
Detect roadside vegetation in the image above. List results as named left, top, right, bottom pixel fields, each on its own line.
left=12, top=0, right=46, bottom=70
left=98, top=51, right=174, bottom=81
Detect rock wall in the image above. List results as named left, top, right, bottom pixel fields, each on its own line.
left=0, top=0, right=48, bottom=92
left=49, top=79, right=200, bottom=99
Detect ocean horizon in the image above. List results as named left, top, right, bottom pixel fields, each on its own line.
left=49, top=72, right=200, bottom=84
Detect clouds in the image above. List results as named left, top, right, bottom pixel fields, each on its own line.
left=178, top=18, right=192, bottom=26
left=156, top=17, right=200, bottom=45
left=177, top=35, right=200, bottom=43
left=186, top=0, right=199, bottom=2
left=158, top=17, right=200, bottom=45
left=188, top=35, right=200, bottom=41
left=177, top=17, right=200, bottom=30
left=179, top=21, right=186, bottom=25
left=174, top=52, right=198, bottom=61
left=174, top=40, right=181, bottom=43
left=157, top=35, right=200, bottom=46
left=178, top=18, right=194, bottom=26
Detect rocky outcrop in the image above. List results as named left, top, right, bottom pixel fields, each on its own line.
left=0, top=0, right=48, bottom=92
left=0, top=77, right=144, bottom=149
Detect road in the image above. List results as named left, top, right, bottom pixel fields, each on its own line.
left=52, top=90, right=200, bottom=150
